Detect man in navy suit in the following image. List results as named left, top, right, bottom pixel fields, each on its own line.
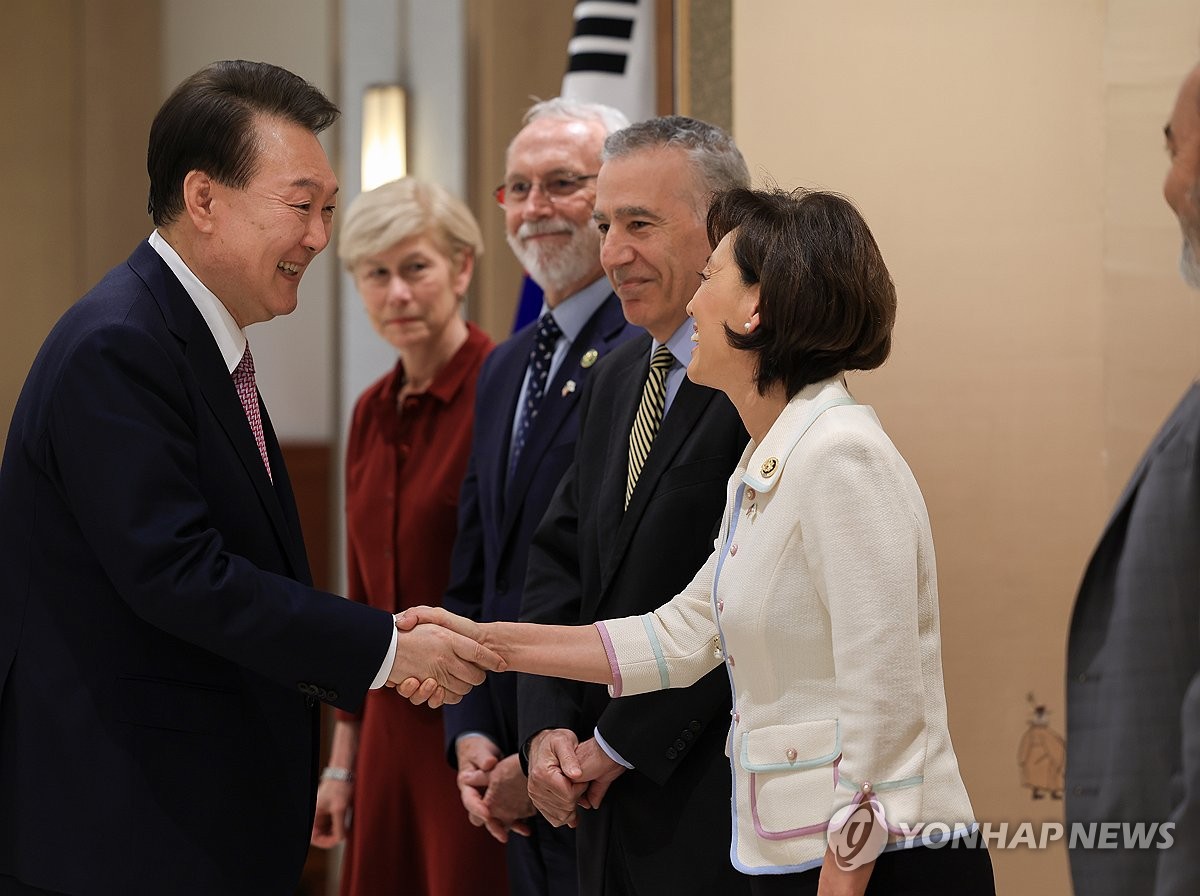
left=1066, top=61, right=1200, bottom=896
left=441, top=98, right=638, bottom=896
left=516, top=117, right=752, bottom=896
left=0, top=60, right=499, bottom=896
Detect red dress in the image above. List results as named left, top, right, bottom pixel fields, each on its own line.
left=336, top=324, right=507, bottom=896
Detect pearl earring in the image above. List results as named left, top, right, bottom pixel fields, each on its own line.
left=743, top=322, right=752, bottom=333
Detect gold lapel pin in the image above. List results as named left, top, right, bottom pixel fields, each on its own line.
left=760, top=457, right=778, bottom=477
left=581, top=349, right=599, bottom=368
left=561, top=380, right=577, bottom=397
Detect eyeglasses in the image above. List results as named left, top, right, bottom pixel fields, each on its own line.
left=493, top=173, right=598, bottom=207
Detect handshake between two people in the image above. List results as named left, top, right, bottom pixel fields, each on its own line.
left=385, top=607, right=500, bottom=709
left=386, top=606, right=614, bottom=708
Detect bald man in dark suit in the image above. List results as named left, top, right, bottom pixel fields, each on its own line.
left=1066, top=60, right=1200, bottom=896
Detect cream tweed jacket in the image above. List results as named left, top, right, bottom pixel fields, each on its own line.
left=596, top=376, right=977, bottom=874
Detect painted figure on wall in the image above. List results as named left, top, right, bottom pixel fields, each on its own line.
left=1018, top=694, right=1064, bottom=800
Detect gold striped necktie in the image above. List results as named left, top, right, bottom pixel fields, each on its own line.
left=626, top=345, right=674, bottom=509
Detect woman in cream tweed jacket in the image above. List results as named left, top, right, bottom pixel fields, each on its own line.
left=403, top=188, right=994, bottom=895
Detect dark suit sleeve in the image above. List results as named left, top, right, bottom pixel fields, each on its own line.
left=1157, top=619, right=1200, bottom=895
left=441, top=356, right=498, bottom=759
left=516, top=393, right=593, bottom=757
left=1157, top=408, right=1200, bottom=893
left=44, top=322, right=389, bottom=709
left=594, top=667, right=731, bottom=786
left=1156, top=669, right=1200, bottom=894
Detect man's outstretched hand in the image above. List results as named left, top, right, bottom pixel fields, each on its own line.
left=387, top=610, right=505, bottom=707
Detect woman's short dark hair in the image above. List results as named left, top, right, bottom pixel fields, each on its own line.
left=707, top=187, right=896, bottom=399
left=147, top=60, right=340, bottom=227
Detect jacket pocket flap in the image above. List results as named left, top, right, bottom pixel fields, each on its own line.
left=116, top=675, right=238, bottom=735
left=740, top=719, right=840, bottom=772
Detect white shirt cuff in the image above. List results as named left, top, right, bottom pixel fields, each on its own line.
left=593, top=725, right=634, bottom=769
left=369, top=626, right=399, bottom=689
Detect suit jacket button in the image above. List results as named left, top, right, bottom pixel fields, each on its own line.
left=328, top=690, right=338, bottom=702
left=689, top=720, right=702, bottom=733
left=297, top=683, right=311, bottom=695
left=682, top=729, right=694, bottom=742
left=665, top=747, right=678, bottom=760
left=674, top=738, right=686, bottom=751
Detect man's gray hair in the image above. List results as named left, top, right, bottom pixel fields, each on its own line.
left=521, top=96, right=631, bottom=137
left=603, top=115, right=750, bottom=200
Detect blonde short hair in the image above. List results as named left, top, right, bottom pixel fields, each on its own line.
left=337, top=177, right=484, bottom=270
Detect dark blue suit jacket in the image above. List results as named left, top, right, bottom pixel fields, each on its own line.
left=0, top=241, right=392, bottom=896
left=442, top=291, right=636, bottom=757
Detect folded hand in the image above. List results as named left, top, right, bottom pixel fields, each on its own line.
left=456, top=735, right=501, bottom=830
left=571, top=736, right=626, bottom=811
left=527, top=728, right=589, bottom=828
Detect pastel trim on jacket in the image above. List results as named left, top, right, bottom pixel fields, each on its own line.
left=595, top=621, right=623, bottom=697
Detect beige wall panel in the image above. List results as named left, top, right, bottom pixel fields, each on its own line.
left=81, top=1, right=162, bottom=286
left=734, top=2, right=1118, bottom=892
left=683, top=0, right=732, bottom=130
left=466, top=0, right=575, bottom=339
left=1, top=1, right=80, bottom=443
left=0, top=0, right=160, bottom=446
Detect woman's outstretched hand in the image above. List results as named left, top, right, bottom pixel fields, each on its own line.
left=392, top=607, right=497, bottom=705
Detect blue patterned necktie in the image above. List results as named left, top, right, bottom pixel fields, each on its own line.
left=510, top=312, right=562, bottom=478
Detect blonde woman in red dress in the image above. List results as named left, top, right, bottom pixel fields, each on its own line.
left=310, top=177, right=506, bottom=896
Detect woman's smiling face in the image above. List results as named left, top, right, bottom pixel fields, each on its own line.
left=686, top=229, right=759, bottom=392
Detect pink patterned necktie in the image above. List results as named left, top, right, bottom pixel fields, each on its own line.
left=232, top=345, right=273, bottom=482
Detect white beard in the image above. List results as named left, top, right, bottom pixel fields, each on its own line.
left=1180, top=237, right=1200, bottom=290
left=507, top=219, right=601, bottom=295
